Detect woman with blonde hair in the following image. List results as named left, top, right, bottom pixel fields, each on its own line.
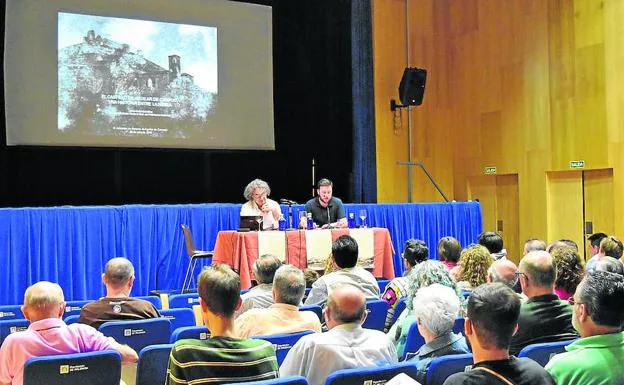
left=454, top=244, right=493, bottom=291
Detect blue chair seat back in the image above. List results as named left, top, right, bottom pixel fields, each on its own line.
left=63, top=315, right=80, bottom=325
left=252, top=330, right=314, bottom=366
left=298, top=305, right=322, bottom=323
left=136, top=344, right=174, bottom=385
left=518, top=339, right=576, bottom=366
left=403, top=321, right=425, bottom=360
left=453, top=317, right=465, bottom=334
left=324, top=361, right=420, bottom=385
left=377, top=279, right=391, bottom=293
left=230, top=376, right=308, bottom=385
left=168, top=293, right=200, bottom=309
left=99, top=318, right=171, bottom=353
left=0, top=319, right=29, bottom=346
left=23, top=350, right=122, bottom=385
left=160, top=308, right=196, bottom=331
left=0, top=305, right=24, bottom=321
left=134, top=295, right=162, bottom=310
left=170, top=326, right=210, bottom=343
left=362, top=300, right=389, bottom=331
left=426, top=353, right=473, bottom=385
left=64, top=300, right=92, bottom=318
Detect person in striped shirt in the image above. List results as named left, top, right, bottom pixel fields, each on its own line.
left=166, top=264, right=279, bottom=385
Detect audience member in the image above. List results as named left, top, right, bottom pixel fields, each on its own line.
left=599, top=235, right=623, bottom=259
left=478, top=231, right=506, bottom=260
left=550, top=246, right=584, bottom=301
left=78, top=257, right=160, bottom=329
left=438, top=236, right=462, bottom=271
left=166, top=265, right=278, bottom=385
left=546, top=271, right=624, bottom=385
left=236, top=253, right=282, bottom=316
left=487, top=258, right=526, bottom=301
left=236, top=265, right=321, bottom=338
left=303, top=268, right=320, bottom=288
left=509, top=251, right=578, bottom=355
left=305, top=235, right=379, bottom=306
left=0, top=282, right=137, bottom=385
left=595, top=256, right=624, bottom=276
left=381, top=239, right=428, bottom=331
left=406, top=284, right=470, bottom=383
left=523, top=238, right=546, bottom=255
left=301, top=178, right=347, bottom=229
left=443, top=283, right=555, bottom=385
left=547, top=239, right=579, bottom=253
left=454, top=244, right=493, bottom=291
left=388, top=260, right=464, bottom=358
left=280, top=285, right=397, bottom=385
left=585, top=232, right=608, bottom=270
left=240, top=178, right=282, bottom=230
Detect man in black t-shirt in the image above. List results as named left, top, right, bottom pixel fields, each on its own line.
left=300, top=178, right=347, bottom=228
left=443, top=283, right=555, bottom=385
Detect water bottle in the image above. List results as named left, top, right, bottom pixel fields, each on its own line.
left=348, top=212, right=356, bottom=229
left=278, top=214, right=287, bottom=231
left=306, top=212, right=314, bottom=230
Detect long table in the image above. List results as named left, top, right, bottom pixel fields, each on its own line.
left=213, top=228, right=396, bottom=289
left=0, top=202, right=482, bottom=304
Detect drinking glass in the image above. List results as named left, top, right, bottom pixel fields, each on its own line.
left=256, top=216, right=263, bottom=231
left=359, top=209, right=367, bottom=228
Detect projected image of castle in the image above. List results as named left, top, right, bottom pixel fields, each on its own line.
left=58, top=13, right=218, bottom=139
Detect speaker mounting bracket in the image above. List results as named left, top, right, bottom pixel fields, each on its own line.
left=390, top=99, right=410, bottom=112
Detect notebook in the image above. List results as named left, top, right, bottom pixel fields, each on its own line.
left=239, top=215, right=263, bottom=231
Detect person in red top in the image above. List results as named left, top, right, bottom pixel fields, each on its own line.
left=437, top=236, right=461, bottom=270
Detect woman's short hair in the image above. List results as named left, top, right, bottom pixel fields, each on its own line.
left=243, top=179, right=271, bottom=201
left=412, top=283, right=460, bottom=337
left=405, top=260, right=463, bottom=311
left=438, top=237, right=462, bottom=263
left=403, top=239, right=429, bottom=267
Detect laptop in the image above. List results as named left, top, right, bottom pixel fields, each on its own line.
left=239, top=215, right=263, bottom=231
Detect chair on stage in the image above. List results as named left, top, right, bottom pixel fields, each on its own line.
left=169, top=293, right=201, bottom=309
left=298, top=305, right=323, bottom=323
left=170, top=325, right=210, bottom=343
left=425, top=353, right=473, bottom=385
left=181, top=224, right=214, bottom=293
left=231, top=376, right=309, bottom=385
left=252, top=330, right=314, bottom=366
left=135, top=295, right=162, bottom=310
left=362, top=300, right=389, bottom=331
left=324, top=361, right=420, bottom=385
left=160, top=308, right=196, bottom=331
left=0, top=305, right=24, bottom=321
left=64, top=300, right=92, bottom=318
left=518, top=339, right=576, bottom=367
left=136, top=344, right=174, bottom=385
left=99, top=318, right=171, bottom=353
left=23, top=351, right=122, bottom=385
left=0, top=319, right=29, bottom=346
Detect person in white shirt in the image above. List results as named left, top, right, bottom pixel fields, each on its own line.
left=240, top=179, right=282, bottom=230
left=280, top=284, right=397, bottom=385
left=304, top=235, right=380, bottom=306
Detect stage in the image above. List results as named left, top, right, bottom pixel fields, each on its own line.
left=0, top=202, right=482, bottom=304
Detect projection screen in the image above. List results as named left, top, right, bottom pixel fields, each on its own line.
left=4, top=0, right=274, bottom=150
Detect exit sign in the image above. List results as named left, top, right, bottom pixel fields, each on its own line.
left=484, top=166, right=497, bottom=174
left=570, top=160, right=585, bottom=169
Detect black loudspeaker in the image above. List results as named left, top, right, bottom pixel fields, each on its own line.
left=398, top=67, right=427, bottom=106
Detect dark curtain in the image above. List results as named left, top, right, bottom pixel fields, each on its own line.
left=351, top=0, right=378, bottom=203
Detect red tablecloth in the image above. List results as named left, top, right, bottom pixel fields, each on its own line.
left=213, top=228, right=396, bottom=289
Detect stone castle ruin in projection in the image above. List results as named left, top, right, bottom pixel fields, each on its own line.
left=58, top=29, right=217, bottom=138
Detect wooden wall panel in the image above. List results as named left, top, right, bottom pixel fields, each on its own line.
left=373, top=0, right=624, bottom=244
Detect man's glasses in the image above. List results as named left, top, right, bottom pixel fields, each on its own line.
left=568, top=297, right=583, bottom=306
left=514, top=271, right=528, bottom=280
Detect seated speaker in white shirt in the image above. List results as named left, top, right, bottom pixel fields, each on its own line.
left=240, top=178, right=283, bottom=230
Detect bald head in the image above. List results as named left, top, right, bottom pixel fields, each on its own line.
left=327, top=285, right=367, bottom=325
left=104, top=257, right=135, bottom=289
left=523, top=239, right=546, bottom=255
left=519, top=251, right=556, bottom=288
left=488, top=259, right=519, bottom=288
left=23, top=281, right=65, bottom=321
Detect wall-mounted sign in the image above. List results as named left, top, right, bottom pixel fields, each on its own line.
left=570, top=160, right=585, bottom=169
left=484, top=166, right=497, bottom=174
